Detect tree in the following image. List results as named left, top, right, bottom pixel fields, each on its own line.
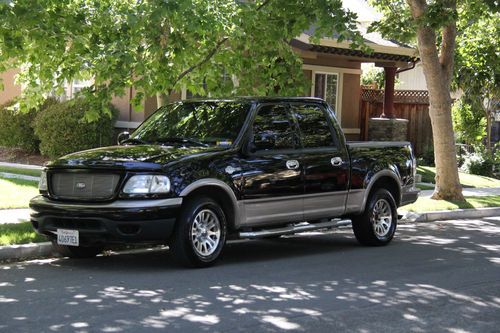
left=369, top=0, right=474, bottom=201
left=0, top=0, right=365, bottom=121
left=454, top=7, right=499, bottom=153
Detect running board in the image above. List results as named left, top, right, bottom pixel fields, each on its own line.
left=238, top=219, right=352, bottom=239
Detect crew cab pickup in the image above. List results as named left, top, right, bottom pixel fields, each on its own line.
left=30, top=97, right=419, bottom=267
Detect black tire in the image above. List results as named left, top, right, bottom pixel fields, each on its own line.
left=170, top=196, right=227, bottom=268
left=51, top=241, right=102, bottom=258
left=352, top=189, right=397, bottom=246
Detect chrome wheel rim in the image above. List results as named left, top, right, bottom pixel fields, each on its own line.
left=371, top=199, right=392, bottom=237
left=190, top=209, right=221, bottom=257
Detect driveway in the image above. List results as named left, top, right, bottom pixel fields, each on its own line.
left=1, top=217, right=499, bottom=332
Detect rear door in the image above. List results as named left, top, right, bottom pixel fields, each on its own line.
left=291, top=102, right=350, bottom=220
left=240, top=103, right=304, bottom=227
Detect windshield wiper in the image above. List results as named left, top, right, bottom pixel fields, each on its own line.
left=122, top=137, right=148, bottom=145
left=154, top=137, right=208, bottom=147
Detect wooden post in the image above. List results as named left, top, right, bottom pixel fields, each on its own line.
left=382, top=66, right=397, bottom=118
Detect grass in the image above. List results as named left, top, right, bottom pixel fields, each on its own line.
left=416, top=183, right=435, bottom=190
left=417, top=166, right=500, bottom=188
left=0, top=177, right=39, bottom=209
left=0, top=222, right=47, bottom=246
left=0, top=165, right=42, bottom=177
left=400, top=195, right=500, bottom=212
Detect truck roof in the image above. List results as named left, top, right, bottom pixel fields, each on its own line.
left=178, top=96, right=327, bottom=104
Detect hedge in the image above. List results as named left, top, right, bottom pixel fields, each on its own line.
left=0, top=98, right=57, bottom=152
left=34, top=98, right=118, bottom=158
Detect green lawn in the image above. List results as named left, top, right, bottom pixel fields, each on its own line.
left=0, top=177, right=39, bottom=209
left=400, top=195, right=500, bottom=212
left=0, top=222, right=47, bottom=246
left=417, top=166, right=500, bottom=188
left=0, top=166, right=42, bottom=177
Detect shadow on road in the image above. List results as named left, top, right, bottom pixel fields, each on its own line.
left=0, top=219, right=499, bottom=332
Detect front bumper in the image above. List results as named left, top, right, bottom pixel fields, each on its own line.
left=29, top=195, right=183, bottom=246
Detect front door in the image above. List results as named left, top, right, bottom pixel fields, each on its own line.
left=240, top=103, right=304, bottom=227
left=291, top=102, right=350, bottom=220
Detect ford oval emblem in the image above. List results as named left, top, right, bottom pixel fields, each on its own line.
left=76, top=182, right=86, bottom=189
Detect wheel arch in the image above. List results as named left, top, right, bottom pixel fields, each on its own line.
left=179, top=179, right=240, bottom=231
left=360, top=170, right=401, bottom=212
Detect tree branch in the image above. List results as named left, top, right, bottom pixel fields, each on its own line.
left=171, top=0, right=272, bottom=88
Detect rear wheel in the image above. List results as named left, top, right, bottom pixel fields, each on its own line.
left=170, top=196, right=227, bottom=268
left=352, top=189, right=397, bottom=246
left=51, top=242, right=103, bottom=258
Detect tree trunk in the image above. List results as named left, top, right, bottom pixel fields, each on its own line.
left=408, top=0, right=464, bottom=201
left=428, top=95, right=463, bottom=200
left=156, top=93, right=168, bottom=108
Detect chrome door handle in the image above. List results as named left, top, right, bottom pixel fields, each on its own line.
left=286, top=160, right=300, bottom=170
left=331, top=157, right=343, bottom=167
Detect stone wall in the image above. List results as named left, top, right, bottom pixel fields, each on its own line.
left=368, top=118, right=409, bottom=141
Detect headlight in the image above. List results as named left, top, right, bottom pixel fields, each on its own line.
left=123, top=175, right=171, bottom=194
left=39, top=171, right=48, bottom=191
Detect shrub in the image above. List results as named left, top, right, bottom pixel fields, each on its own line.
left=0, top=98, right=57, bottom=152
left=34, top=98, right=118, bottom=158
left=416, top=145, right=435, bottom=167
left=460, top=146, right=495, bottom=177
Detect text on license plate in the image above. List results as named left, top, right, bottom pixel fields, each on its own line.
left=57, top=229, right=79, bottom=246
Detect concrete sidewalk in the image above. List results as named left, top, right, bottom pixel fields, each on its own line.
left=0, top=208, right=31, bottom=224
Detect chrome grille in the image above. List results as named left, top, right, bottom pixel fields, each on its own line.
left=50, top=173, right=120, bottom=200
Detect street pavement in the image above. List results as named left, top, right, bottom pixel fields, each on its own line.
left=1, top=217, right=499, bottom=333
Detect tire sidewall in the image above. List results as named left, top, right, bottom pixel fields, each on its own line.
left=179, top=197, right=227, bottom=265
left=367, top=189, right=397, bottom=243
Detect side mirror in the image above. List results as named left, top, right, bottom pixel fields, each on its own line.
left=117, top=131, right=130, bottom=145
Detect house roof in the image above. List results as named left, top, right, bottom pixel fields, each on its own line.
left=293, top=33, right=419, bottom=63
left=293, top=0, right=419, bottom=63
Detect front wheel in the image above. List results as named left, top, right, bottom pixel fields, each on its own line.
left=352, top=189, right=397, bottom=246
left=170, top=196, right=227, bottom=268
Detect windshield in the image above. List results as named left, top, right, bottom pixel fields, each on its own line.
left=130, top=101, right=251, bottom=147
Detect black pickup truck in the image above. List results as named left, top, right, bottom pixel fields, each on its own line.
left=30, top=97, right=419, bottom=267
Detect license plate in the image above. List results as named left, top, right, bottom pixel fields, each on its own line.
left=57, top=229, right=79, bottom=246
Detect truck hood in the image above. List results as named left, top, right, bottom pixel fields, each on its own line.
left=48, top=144, right=223, bottom=170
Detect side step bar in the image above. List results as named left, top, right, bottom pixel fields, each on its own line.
left=239, top=219, right=352, bottom=239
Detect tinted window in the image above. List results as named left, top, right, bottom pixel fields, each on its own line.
left=292, top=103, right=337, bottom=148
left=252, top=104, right=298, bottom=151
left=132, top=101, right=250, bottom=146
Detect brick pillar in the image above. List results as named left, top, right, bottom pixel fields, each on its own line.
left=382, top=66, right=397, bottom=118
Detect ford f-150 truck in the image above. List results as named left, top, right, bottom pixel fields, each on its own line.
left=30, top=97, right=419, bottom=267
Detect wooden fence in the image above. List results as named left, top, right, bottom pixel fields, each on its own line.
left=360, top=88, right=433, bottom=156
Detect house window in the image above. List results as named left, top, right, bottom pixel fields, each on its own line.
left=64, top=79, right=93, bottom=99
left=313, top=73, right=339, bottom=113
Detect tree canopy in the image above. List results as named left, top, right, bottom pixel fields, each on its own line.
left=0, top=0, right=365, bottom=120
left=454, top=4, right=499, bottom=150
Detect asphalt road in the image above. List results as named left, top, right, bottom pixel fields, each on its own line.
left=1, top=217, right=499, bottom=333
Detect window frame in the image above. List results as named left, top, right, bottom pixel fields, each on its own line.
left=290, top=102, right=341, bottom=153
left=246, top=103, right=302, bottom=155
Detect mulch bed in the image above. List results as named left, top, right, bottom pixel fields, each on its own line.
left=0, top=147, right=51, bottom=166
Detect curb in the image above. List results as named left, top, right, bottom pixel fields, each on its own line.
left=400, top=206, right=500, bottom=223
left=0, top=242, right=59, bottom=262
left=1, top=207, right=499, bottom=263
left=0, top=172, right=40, bottom=182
